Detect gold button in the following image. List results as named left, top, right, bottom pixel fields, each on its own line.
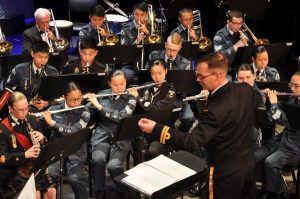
left=16, top=157, right=19, bottom=161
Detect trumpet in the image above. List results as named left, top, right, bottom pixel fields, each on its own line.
left=183, top=90, right=209, bottom=102
left=49, top=9, right=69, bottom=51
left=0, top=23, right=13, bottom=55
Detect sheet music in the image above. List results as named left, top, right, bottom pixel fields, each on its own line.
left=18, top=174, right=37, bottom=199
left=122, top=155, right=196, bottom=196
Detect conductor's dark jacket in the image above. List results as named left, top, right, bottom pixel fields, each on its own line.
left=152, top=82, right=260, bottom=198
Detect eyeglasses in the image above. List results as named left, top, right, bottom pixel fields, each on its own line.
left=230, top=20, right=243, bottom=25
left=11, top=106, right=29, bottom=114
left=195, top=72, right=215, bottom=80
left=288, top=83, right=300, bottom=88
left=66, top=97, right=82, bottom=103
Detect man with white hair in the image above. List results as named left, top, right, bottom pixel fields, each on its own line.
left=23, top=8, right=68, bottom=70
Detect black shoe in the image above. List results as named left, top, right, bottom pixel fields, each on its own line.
left=188, top=182, right=207, bottom=198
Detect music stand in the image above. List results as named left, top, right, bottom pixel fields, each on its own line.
left=0, top=54, right=30, bottom=80
left=280, top=102, right=300, bottom=130
left=232, top=42, right=291, bottom=69
left=38, top=73, right=109, bottom=100
left=31, top=128, right=91, bottom=199
left=137, top=70, right=197, bottom=94
left=95, top=45, right=142, bottom=67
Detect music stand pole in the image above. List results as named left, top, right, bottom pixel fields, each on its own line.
left=59, top=154, right=63, bottom=199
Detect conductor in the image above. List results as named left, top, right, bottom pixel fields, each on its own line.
left=138, top=52, right=261, bottom=199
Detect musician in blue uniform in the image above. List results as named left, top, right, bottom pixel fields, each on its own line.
left=254, top=71, right=300, bottom=198
left=0, top=92, right=55, bottom=199
left=251, top=46, right=280, bottom=82
left=61, top=36, right=106, bottom=74
left=213, top=9, right=249, bottom=67
left=171, top=8, right=200, bottom=42
left=41, top=82, right=90, bottom=199
left=5, top=41, right=59, bottom=111
left=79, top=4, right=109, bottom=46
left=86, top=70, right=137, bottom=199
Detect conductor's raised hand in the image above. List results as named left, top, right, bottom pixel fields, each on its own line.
left=138, top=118, right=156, bottom=133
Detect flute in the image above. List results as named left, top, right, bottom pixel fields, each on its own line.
left=183, top=91, right=209, bottom=102
left=261, top=91, right=298, bottom=96
left=31, top=105, right=85, bottom=117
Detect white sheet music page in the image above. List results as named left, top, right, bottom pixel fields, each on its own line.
left=145, top=154, right=196, bottom=181
left=122, top=155, right=196, bottom=196
left=123, top=163, right=176, bottom=196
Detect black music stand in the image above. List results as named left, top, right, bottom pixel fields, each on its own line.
left=38, top=73, right=108, bottom=100
left=232, top=42, right=291, bottom=69
left=115, top=150, right=206, bottom=199
left=31, top=128, right=91, bottom=199
left=280, top=102, right=300, bottom=130
left=0, top=54, right=30, bottom=80
left=95, top=45, right=142, bottom=67
left=137, top=70, right=197, bottom=94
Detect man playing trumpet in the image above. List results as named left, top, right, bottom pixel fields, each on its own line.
left=171, top=8, right=200, bottom=42
left=120, top=2, right=150, bottom=45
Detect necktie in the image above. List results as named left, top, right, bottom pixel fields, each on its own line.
left=35, top=70, right=40, bottom=79
left=167, top=59, right=174, bottom=70
left=232, top=32, right=240, bottom=43
left=256, top=70, right=261, bottom=77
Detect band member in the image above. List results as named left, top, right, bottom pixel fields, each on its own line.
left=254, top=71, right=300, bottom=198
left=145, top=32, right=190, bottom=70
left=120, top=2, right=150, bottom=45
left=5, top=41, right=59, bottom=111
left=0, top=92, right=56, bottom=199
left=171, top=8, right=200, bottom=41
left=237, top=63, right=266, bottom=149
left=138, top=53, right=260, bottom=199
left=41, top=82, right=90, bottom=199
left=23, top=8, right=68, bottom=70
left=213, top=9, right=250, bottom=67
left=127, top=59, right=176, bottom=163
left=61, top=36, right=107, bottom=74
left=86, top=70, right=136, bottom=199
left=79, top=4, right=109, bottom=46
left=251, top=46, right=280, bottom=82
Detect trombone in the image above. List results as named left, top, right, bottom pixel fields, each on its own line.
left=0, top=23, right=13, bottom=55
left=49, top=9, right=69, bottom=51
left=240, top=22, right=269, bottom=45
left=192, top=10, right=212, bottom=52
left=145, top=4, right=162, bottom=44
left=97, top=20, right=119, bottom=46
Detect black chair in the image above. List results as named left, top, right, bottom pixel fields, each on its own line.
left=68, top=0, right=97, bottom=33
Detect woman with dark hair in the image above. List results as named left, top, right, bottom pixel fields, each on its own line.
left=42, top=82, right=91, bottom=199
left=86, top=70, right=137, bottom=199
left=127, top=59, right=176, bottom=163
